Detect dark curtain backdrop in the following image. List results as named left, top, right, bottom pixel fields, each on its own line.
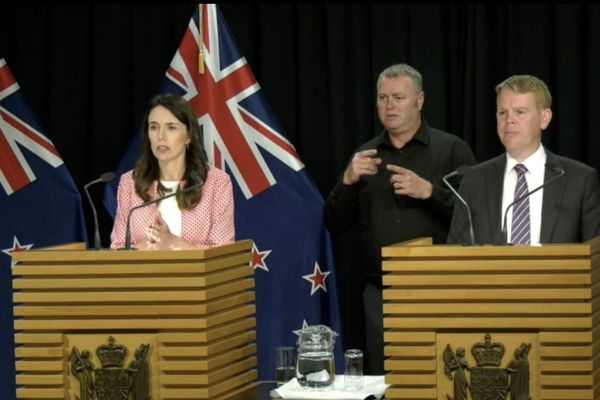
left=2, top=3, right=599, bottom=350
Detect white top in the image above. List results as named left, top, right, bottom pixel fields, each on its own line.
left=501, top=145, right=546, bottom=245
left=158, top=180, right=182, bottom=237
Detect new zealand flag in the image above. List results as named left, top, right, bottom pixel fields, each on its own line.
left=0, top=56, right=88, bottom=399
left=103, top=4, right=343, bottom=378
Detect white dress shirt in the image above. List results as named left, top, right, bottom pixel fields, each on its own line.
left=501, top=145, right=546, bottom=245
left=158, top=180, right=182, bottom=237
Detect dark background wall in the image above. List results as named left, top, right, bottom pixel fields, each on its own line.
left=2, top=3, right=599, bottom=350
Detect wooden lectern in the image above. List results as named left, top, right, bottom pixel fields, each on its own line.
left=382, top=237, right=600, bottom=400
left=11, top=240, right=256, bottom=400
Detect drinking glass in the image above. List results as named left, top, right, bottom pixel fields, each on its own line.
left=344, top=349, right=364, bottom=390
left=275, top=346, right=296, bottom=387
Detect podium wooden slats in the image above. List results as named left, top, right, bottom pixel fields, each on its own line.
left=12, top=240, right=256, bottom=399
left=12, top=253, right=251, bottom=275
left=384, top=258, right=591, bottom=271
left=384, top=387, right=436, bottom=399
left=13, top=279, right=254, bottom=303
left=15, top=360, right=63, bottom=372
left=12, top=265, right=253, bottom=289
left=384, top=288, right=591, bottom=300
left=15, top=388, right=65, bottom=399
left=157, top=332, right=256, bottom=357
left=14, top=292, right=255, bottom=317
left=158, top=358, right=257, bottom=385
left=159, top=344, right=256, bottom=371
left=384, top=302, right=591, bottom=314
left=14, top=333, right=64, bottom=344
left=385, top=316, right=591, bottom=329
left=159, top=369, right=257, bottom=399
left=385, top=374, right=436, bottom=385
left=15, top=374, right=64, bottom=385
left=14, top=347, right=64, bottom=358
left=539, top=390, right=593, bottom=400
left=158, top=318, right=255, bottom=343
left=382, top=236, right=600, bottom=400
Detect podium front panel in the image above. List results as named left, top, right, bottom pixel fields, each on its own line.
left=12, top=240, right=256, bottom=400
left=382, top=238, right=600, bottom=400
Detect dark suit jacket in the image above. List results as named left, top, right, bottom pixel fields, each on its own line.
left=447, top=150, right=600, bottom=244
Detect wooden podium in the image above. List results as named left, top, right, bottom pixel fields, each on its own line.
left=11, top=240, right=256, bottom=400
left=382, top=237, right=600, bottom=400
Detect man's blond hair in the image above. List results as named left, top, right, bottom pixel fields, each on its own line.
left=495, top=75, right=552, bottom=110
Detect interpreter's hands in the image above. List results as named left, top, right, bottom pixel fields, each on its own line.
left=343, top=149, right=382, bottom=185
left=387, top=164, right=433, bottom=199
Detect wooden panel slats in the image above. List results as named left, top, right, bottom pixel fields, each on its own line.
left=14, top=292, right=254, bottom=317
left=14, top=279, right=254, bottom=303
left=384, top=317, right=591, bottom=329
left=383, top=258, right=590, bottom=271
left=14, top=304, right=255, bottom=331
left=384, top=303, right=590, bottom=315
left=12, top=253, right=251, bottom=276
left=384, top=288, right=590, bottom=301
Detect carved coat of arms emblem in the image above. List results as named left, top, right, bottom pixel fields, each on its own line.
left=69, top=336, right=150, bottom=400
left=443, top=333, right=531, bottom=400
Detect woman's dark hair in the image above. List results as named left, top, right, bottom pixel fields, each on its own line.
left=133, top=93, right=208, bottom=209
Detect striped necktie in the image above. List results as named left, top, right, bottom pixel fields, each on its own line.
left=511, top=163, right=530, bottom=245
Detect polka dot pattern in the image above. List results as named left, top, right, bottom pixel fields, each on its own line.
left=110, top=167, right=235, bottom=249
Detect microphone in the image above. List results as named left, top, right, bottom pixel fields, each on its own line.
left=443, top=165, right=475, bottom=245
left=122, top=173, right=203, bottom=250
left=84, top=172, right=116, bottom=250
left=501, top=163, right=565, bottom=245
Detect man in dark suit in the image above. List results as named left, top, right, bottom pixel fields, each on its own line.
left=448, top=74, right=600, bottom=245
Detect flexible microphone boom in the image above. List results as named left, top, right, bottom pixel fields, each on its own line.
left=443, top=165, right=475, bottom=245
left=122, top=173, right=203, bottom=250
left=501, top=163, right=565, bottom=245
left=84, top=172, right=116, bottom=250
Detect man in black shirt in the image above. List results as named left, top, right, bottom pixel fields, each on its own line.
left=325, top=63, right=476, bottom=374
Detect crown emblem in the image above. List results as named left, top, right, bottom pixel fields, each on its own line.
left=471, top=333, right=505, bottom=367
left=96, top=336, right=127, bottom=368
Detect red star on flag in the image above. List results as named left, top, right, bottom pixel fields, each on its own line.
left=302, top=262, right=331, bottom=295
left=2, top=236, right=33, bottom=267
left=251, top=242, right=272, bottom=272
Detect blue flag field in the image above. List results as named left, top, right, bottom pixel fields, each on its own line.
left=0, top=56, right=87, bottom=399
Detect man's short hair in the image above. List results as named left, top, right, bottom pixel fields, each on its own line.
left=495, top=75, right=552, bottom=109
left=378, top=63, right=423, bottom=93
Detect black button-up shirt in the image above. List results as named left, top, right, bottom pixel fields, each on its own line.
left=325, top=120, right=476, bottom=283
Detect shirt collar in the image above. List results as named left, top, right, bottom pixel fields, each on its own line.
left=376, top=118, right=430, bottom=148
left=505, top=145, right=547, bottom=177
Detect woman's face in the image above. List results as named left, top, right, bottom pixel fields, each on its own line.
left=147, top=105, right=190, bottom=167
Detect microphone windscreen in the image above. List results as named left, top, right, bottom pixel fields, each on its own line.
left=546, top=163, right=564, bottom=175
left=100, top=172, right=116, bottom=182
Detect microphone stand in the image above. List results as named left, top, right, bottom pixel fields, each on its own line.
left=83, top=172, right=115, bottom=250
left=443, top=166, right=475, bottom=245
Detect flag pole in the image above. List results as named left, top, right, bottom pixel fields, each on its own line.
left=198, top=4, right=205, bottom=74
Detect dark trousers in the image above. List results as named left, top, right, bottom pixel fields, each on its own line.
left=363, top=282, right=384, bottom=374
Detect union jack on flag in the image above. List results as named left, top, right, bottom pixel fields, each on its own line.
left=104, top=4, right=343, bottom=379
left=0, top=56, right=87, bottom=400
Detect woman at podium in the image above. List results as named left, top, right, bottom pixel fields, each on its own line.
left=110, top=93, right=235, bottom=250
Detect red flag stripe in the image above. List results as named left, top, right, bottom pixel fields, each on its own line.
left=0, top=128, right=30, bottom=193
left=0, top=64, right=17, bottom=93
left=177, top=26, right=272, bottom=195
left=239, top=108, right=302, bottom=162
left=0, top=109, right=61, bottom=158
